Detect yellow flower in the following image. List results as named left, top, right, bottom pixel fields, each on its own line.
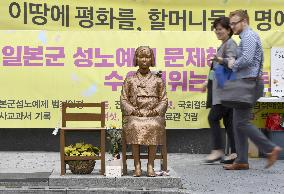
left=64, top=142, right=100, bottom=157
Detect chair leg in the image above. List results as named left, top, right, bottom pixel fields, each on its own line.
left=100, top=129, right=105, bottom=175
left=161, top=133, right=167, bottom=171
left=122, top=133, right=127, bottom=175
left=60, top=129, right=66, bottom=175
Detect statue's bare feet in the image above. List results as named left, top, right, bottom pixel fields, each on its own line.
left=147, top=163, right=155, bottom=177
left=133, top=162, right=142, bottom=177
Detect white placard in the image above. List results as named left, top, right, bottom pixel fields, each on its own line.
left=271, top=47, right=284, bottom=97
left=105, top=165, right=122, bottom=177
left=105, top=159, right=122, bottom=177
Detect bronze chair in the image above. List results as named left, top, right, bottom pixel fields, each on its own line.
left=121, top=131, right=167, bottom=175
left=60, top=102, right=106, bottom=175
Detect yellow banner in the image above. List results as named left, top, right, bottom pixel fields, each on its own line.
left=1, top=0, right=284, bottom=31
left=1, top=30, right=284, bottom=128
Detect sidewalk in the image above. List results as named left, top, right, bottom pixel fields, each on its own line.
left=0, top=152, right=284, bottom=193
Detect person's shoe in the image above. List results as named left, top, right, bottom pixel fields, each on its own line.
left=265, top=146, right=282, bottom=169
left=223, top=163, right=249, bottom=170
left=203, top=150, right=224, bottom=164
left=220, top=153, right=237, bottom=164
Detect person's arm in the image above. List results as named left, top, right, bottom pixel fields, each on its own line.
left=232, top=34, right=258, bottom=71
left=120, top=78, right=137, bottom=116
left=153, top=79, right=168, bottom=116
left=222, top=40, right=238, bottom=68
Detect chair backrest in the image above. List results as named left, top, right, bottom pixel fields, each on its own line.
left=61, top=102, right=105, bottom=128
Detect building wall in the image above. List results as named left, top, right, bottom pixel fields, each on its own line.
left=0, top=129, right=216, bottom=153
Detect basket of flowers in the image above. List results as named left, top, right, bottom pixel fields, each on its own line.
left=64, top=142, right=100, bottom=174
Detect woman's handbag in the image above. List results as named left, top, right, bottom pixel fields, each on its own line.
left=220, top=56, right=264, bottom=109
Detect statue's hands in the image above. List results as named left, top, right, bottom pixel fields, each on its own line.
left=132, top=109, right=143, bottom=117
left=132, top=109, right=159, bottom=117
left=138, top=109, right=148, bottom=117
left=146, top=110, right=159, bottom=117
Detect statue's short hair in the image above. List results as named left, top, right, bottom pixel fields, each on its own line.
left=133, top=46, right=155, bottom=67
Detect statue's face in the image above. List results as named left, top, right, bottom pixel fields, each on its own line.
left=137, top=47, right=152, bottom=70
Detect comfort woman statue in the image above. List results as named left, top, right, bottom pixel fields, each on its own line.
left=120, top=46, right=168, bottom=177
